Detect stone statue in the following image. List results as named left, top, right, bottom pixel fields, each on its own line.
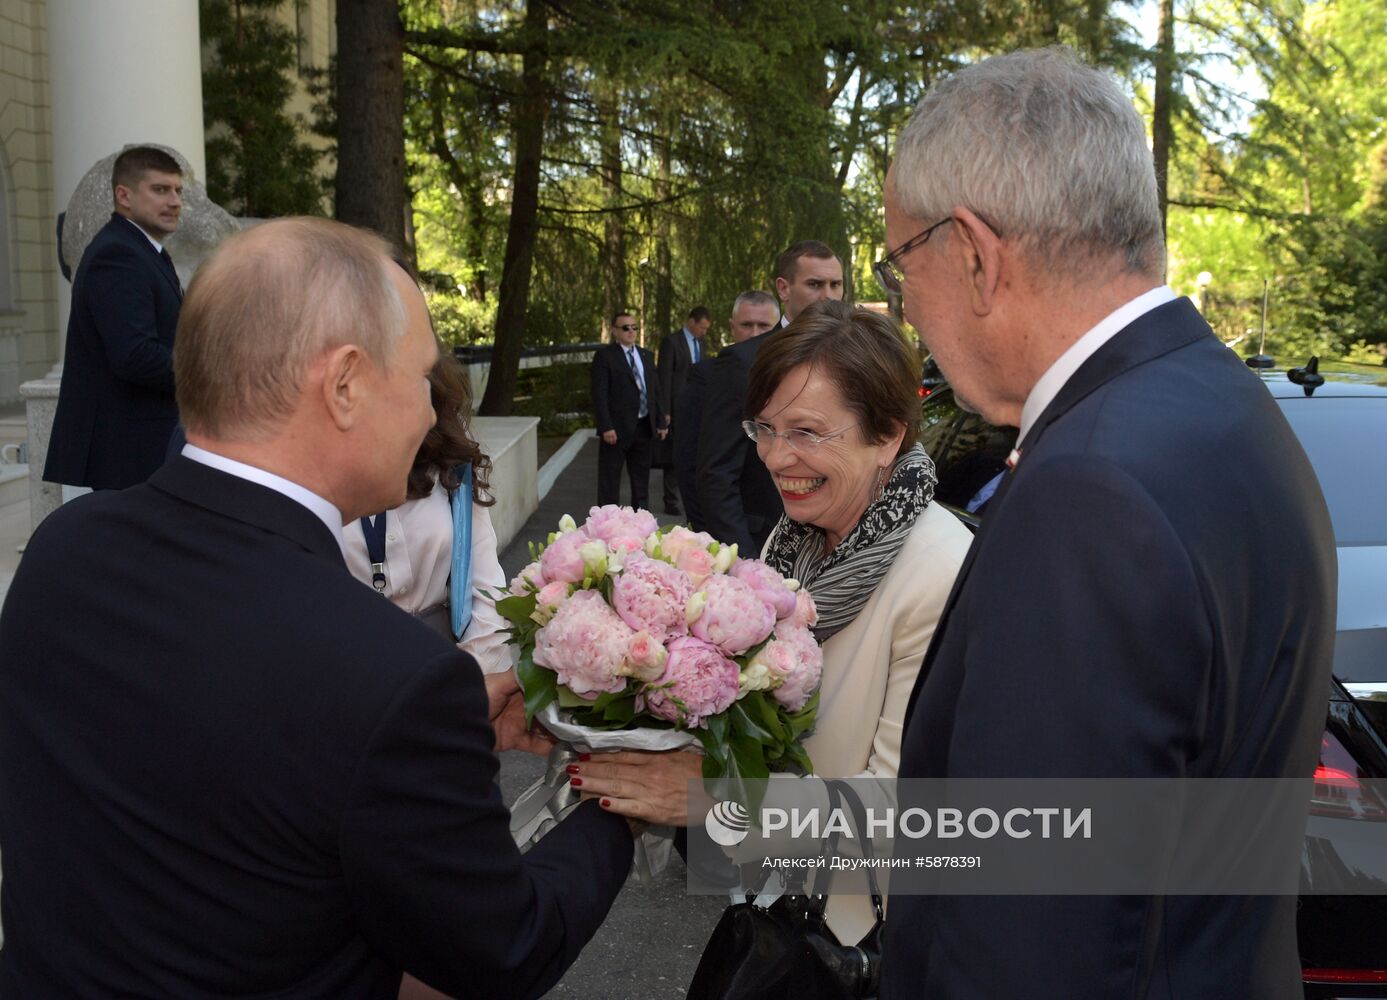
left=59, top=143, right=239, bottom=289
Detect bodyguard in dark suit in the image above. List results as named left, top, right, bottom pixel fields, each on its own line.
left=45, top=145, right=185, bottom=490
left=0, top=219, right=633, bottom=998
left=675, top=293, right=780, bottom=533
left=697, top=243, right=843, bottom=553
left=592, top=311, right=666, bottom=510
left=879, top=50, right=1336, bottom=999
left=655, top=305, right=710, bottom=514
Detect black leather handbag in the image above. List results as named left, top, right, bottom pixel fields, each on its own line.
left=687, top=781, right=885, bottom=1000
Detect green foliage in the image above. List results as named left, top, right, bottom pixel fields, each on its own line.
left=1163, top=0, right=1387, bottom=360
left=200, top=0, right=328, bottom=217
left=395, top=0, right=1385, bottom=379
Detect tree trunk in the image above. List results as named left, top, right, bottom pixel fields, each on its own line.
left=1151, top=0, right=1176, bottom=241
left=653, top=124, right=673, bottom=343
left=478, top=0, right=546, bottom=416
left=334, top=0, right=407, bottom=252
left=597, top=85, right=627, bottom=328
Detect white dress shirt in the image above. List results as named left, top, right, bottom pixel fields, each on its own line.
left=122, top=215, right=165, bottom=255
left=1018, top=285, right=1177, bottom=444
left=181, top=443, right=344, bottom=548
left=340, top=480, right=510, bottom=674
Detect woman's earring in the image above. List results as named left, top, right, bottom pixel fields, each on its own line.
left=874, top=465, right=889, bottom=501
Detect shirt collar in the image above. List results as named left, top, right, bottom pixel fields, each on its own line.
left=181, top=443, right=344, bottom=547
left=120, top=214, right=164, bottom=254
left=1018, top=285, right=1177, bottom=442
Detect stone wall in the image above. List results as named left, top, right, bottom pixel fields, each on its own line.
left=0, top=0, right=58, bottom=405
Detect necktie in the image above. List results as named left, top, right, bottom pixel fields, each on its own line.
left=160, top=247, right=183, bottom=299
left=627, top=348, right=648, bottom=418
left=692, top=337, right=700, bottom=363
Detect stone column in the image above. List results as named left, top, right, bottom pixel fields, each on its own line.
left=47, top=0, right=205, bottom=345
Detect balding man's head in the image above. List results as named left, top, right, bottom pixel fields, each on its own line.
left=175, top=218, right=406, bottom=440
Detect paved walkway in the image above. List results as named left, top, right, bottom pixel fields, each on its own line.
left=500, top=436, right=724, bottom=1000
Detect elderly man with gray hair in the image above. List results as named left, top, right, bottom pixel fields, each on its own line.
left=0, top=218, right=633, bottom=998
left=880, top=49, right=1334, bottom=998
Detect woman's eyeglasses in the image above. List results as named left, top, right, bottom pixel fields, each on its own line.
left=742, top=420, right=856, bottom=453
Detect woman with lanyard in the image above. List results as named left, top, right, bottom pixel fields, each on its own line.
left=341, top=352, right=510, bottom=677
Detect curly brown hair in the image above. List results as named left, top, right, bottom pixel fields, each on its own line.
left=406, top=351, right=495, bottom=506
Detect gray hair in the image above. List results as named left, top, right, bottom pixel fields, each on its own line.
left=176, top=217, right=407, bottom=440
left=893, top=48, right=1163, bottom=277
left=732, top=289, right=778, bottom=313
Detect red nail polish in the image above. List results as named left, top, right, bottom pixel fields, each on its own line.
left=565, top=764, right=580, bottom=775
left=579, top=753, right=591, bottom=762
left=600, top=798, right=611, bottom=808
left=569, top=777, right=582, bottom=788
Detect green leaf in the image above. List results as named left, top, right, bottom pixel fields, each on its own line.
left=729, top=732, right=770, bottom=782
left=696, top=727, right=729, bottom=770
left=556, top=685, right=592, bottom=709
left=494, top=593, right=537, bottom=627
left=706, top=710, right=730, bottom=748
left=515, top=651, right=556, bottom=725
left=784, top=690, right=820, bottom=739
left=746, top=692, right=789, bottom=743
left=730, top=700, right=775, bottom=746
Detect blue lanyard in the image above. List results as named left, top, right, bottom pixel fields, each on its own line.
left=359, top=511, right=388, bottom=593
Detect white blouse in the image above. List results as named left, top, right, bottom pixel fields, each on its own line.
left=340, top=480, right=511, bottom=675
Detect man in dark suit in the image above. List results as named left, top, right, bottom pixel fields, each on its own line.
left=45, top=145, right=185, bottom=490
left=697, top=242, right=843, bottom=553
left=0, top=218, right=633, bottom=998
left=655, top=305, right=711, bottom=515
left=879, top=50, right=1336, bottom=998
left=675, top=292, right=779, bottom=533
left=592, top=311, right=666, bottom=509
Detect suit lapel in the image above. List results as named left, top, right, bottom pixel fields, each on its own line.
left=902, top=297, right=1214, bottom=724
left=149, top=456, right=345, bottom=567
left=111, top=214, right=183, bottom=302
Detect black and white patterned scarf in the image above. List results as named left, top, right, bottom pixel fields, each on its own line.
left=763, top=443, right=937, bottom=643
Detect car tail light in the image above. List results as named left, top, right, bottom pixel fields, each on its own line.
left=1309, top=730, right=1387, bottom=820
left=1302, top=967, right=1387, bottom=984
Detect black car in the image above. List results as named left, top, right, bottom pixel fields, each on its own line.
left=918, top=356, right=1387, bottom=1000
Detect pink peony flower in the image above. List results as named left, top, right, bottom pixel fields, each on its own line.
left=585, top=505, right=659, bottom=552
left=539, top=528, right=591, bottom=584
left=640, top=636, right=739, bottom=729
left=689, top=575, right=776, bottom=655
left=621, top=630, right=669, bottom=682
left=730, top=559, right=798, bottom=620
left=675, top=546, right=718, bottom=589
left=509, top=560, right=547, bottom=596
left=655, top=525, right=716, bottom=565
left=531, top=581, right=572, bottom=624
left=610, top=551, right=693, bottom=642
left=765, top=625, right=823, bottom=712
left=532, top=590, right=634, bottom=698
left=785, top=588, right=819, bottom=630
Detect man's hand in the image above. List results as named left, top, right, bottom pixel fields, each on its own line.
left=601, top=429, right=618, bottom=445
left=657, top=428, right=668, bottom=441
left=484, top=670, right=554, bottom=755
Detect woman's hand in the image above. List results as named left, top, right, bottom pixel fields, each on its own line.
left=568, top=749, right=704, bottom=827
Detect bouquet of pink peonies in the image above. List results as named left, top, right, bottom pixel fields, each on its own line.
left=496, top=505, right=823, bottom=784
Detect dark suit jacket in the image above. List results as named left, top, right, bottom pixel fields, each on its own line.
left=696, top=331, right=783, bottom=553
left=0, top=457, right=633, bottom=998
left=591, top=341, right=663, bottom=442
left=675, top=359, right=712, bottom=531
left=881, top=299, right=1337, bottom=999
left=656, top=328, right=704, bottom=418
left=655, top=328, right=703, bottom=468
left=45, top=213, right=182, bottom=489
